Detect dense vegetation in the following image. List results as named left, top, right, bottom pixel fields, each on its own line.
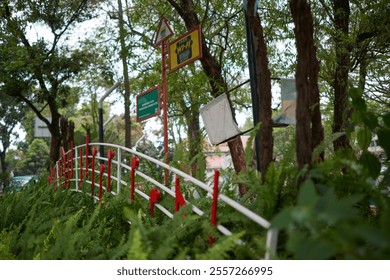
left=0, top=177, right=267, bottom=260
left=1, top=0, right=389, bottom=259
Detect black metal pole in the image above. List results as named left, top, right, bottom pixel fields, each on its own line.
left=244, top=1, right=261, bottom=171
left=97, top=81, right=121, bottom=162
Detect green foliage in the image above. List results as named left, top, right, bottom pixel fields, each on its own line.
left=0, top=175, right=266, bottom=260
left=272, top=174, right=390, bottom=259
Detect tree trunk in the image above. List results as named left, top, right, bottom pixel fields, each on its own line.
left=168, top=0, right=248, bottom=194
left=60, top=117, right=69, bottom=151
left=247, top=1, right=274, bottom=177
left=48, top=113, right=62, bottom=166
left=332, top=0, right=351, bottom=151
left=185, top=103, right=202, bottom=178
left=0, top=151, right=6, bottom=174
left=290, top=0, right=324, bottom=169
left=118, top=0, right=132, bottom=149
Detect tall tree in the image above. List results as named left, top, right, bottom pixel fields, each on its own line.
left=0, top=0, right=101, bottom=165
left=332, top=0, right=352, bottom=151
left=167, top=0, right=248, bottom=194
left=246, top=0, right=274, bottom=176
left=117, top=0, right=132, bottom=149
left=0, top=94, right=25, bottom=174
left=290, top=0, right=324, bottom=169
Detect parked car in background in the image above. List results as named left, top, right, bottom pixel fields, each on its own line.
left=7, top=175, right=38, bottom=192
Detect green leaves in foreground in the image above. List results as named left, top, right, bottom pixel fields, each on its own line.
left=0, top=179, right=260, bottom=260
left=272, top=179, right=390, bottom=259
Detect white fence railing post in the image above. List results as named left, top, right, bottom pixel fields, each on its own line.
left=117, top=146, right=122, bottom=194
left=75, top=147, right=79, bottom=191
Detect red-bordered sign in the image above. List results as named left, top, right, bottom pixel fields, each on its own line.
left=168, top=25, right=202, bottom=72
left=153, top=16, right=174, bottom=47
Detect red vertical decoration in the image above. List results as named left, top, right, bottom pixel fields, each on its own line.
left=130, top=157, right=140, bottom=201
left=91, top=148, right=98, bottom=196
left=48, top=167, right=54, bottom=189
left=106, top=150, right=115, bottom=193
left=209, top=170, right=220, bottom=246
left=70, top=141, right=74, bottom=179
left=174, top=177, right=186, bottom=213
left=99, top=164, right=105, bottom=202
left=149, top=188, right=161, bottom=217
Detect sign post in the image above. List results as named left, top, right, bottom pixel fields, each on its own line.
left=154, top=17, right=174, bottom=185
left=168, top=25, right=202, bottom=72
left=136, top=86, right=161, bottom=122
left=153, top=18, right=203, bottom=185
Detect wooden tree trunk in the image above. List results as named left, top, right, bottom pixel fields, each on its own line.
left=332, top=0, right=351, bottom=151
left=182, top=99, right=202, bottom=178
left=247, top=0, right=274, bottom=177
left=168, top=0, right=248, bottom=194
left=290, top=0, right=324, bottom=169
left=60, top=117, right=69, bottom=151
left=118, top=0, right=132, bottom=149
left=47, top=95, right=63, bottom=166
left=0, top=151, right=7, bottom=174
left=48, top=117, right=62, bottom=166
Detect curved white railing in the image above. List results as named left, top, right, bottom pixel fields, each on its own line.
left=48, top=141, right=278, bottom=259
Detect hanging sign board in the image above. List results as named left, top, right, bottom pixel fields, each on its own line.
left=153, top=16, right=174, bottom=47
left=168, top=25, right=202, bottom=72
left=200, top=94, right=242, bottom=145
left=136, top=86, right=161, bottom=122
left=34, top=116, right=51, bottom=138
left=272, top=78, right=297, bottom=126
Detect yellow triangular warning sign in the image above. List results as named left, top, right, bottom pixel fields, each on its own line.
left=153, top=16, right=174, bottom=47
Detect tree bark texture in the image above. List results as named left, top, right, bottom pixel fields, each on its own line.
left=290, top=0, right=324, bottom=169
left=118, top=0, right=132, bottom=149
left=181, top=98, right=202, bottom=178
left=247, top=1, right=274, bottom=177
left=332, top=0, right=351, bottom=151
left=168, top=0, right=247, bottom=193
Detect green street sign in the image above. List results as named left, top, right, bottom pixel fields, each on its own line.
left=136, top=86, right=161, bottom=122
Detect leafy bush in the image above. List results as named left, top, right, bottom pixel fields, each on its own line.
left=0, top=176, right=265, bottom=260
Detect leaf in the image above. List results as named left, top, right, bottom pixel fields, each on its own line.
left=127, top=228, right=149, bottom=260
left=357, top=128, right=372, bottom=150
left=363, top=112, right=378, bottom=130
left=357, top=225, right=390, bottom=248
left=382, top=113, right=390, bottom=128
left=297, top=179, right=318, bottom=208
left=196, top=232, right=245, bottom=260
left=312, top=132, right=345, bottom=162
left=377, top=128, right=390, bottom=159
left=271, top=208, right=293, bottom=230
left=350, top=87, right=367, bottom=113
left=320, top=194, right=362, bottom=224
left=359, top=151, right=381, bottom=179
left=292, top=236, right=337, bottom=260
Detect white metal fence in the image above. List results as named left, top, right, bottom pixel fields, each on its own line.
left=49, top=141, right=278, bottom=259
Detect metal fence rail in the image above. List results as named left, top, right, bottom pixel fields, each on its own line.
left=48, top=140, right=278, bottom=259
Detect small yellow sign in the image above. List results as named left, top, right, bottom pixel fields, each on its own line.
left=168, top=25, right=202, bottom=72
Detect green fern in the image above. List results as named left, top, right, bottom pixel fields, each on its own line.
left=196, top=232, right=245, bottom=260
